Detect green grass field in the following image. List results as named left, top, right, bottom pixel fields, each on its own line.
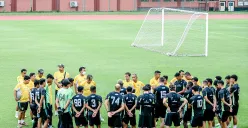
left=0, top=16, right=247, bottom=128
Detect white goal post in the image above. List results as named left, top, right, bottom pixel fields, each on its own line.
left=132, top=8, right=208, bottom=57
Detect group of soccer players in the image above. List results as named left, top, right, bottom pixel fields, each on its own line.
left=14, top=64, right=240, bottom=128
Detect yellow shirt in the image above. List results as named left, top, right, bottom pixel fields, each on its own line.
left=133, top=81, right=145, bottom=96
left=27, top=80, right=34, bottom=89
left=123, top=80, right=133, bottom=88
left=54, top=71, right=70, bottom=90
left=150, top=77, right=159, bottom=87
left=79, top=81, right=96, bottom=96
left=36, top=75, right=46, bottom=80
left=74, top=74, right=86, bottom=85
left=17, top=75, right=24, bottom=84
left=47, top=84, right=53, bottom=104
left=14, top=83, right=30, bottom=102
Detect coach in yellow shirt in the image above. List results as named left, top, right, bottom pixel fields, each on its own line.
left=184, top=72, right=201, bottom=86
left=53, top=64, right=70, bottom=115
left=123, top=72, right=133, bottom=88
left=27, top=73, right=36, bottom=90
left=132, top=74, right=144, bottom=96
left=150, top=70, right=161, bottom=89
left=74, top=67, right=87, bottom=93
left=17, top=69, right=27, bottom=84
left=14, top=76, right=31, bottom=126
left=36, top=69, right=45, bottom=80
left=79, top=74, right=96, bottom=96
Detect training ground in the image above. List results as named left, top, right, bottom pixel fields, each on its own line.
left=0, top=12, right=247, bottom=128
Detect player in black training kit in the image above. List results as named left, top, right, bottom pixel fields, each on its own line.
left=123, top=86, right=137, bottom=128
left=118, top=80, right=127, bottom=96
left=105, top=84, right=124, bottom=128
left=174, top=72, right=187, bottom=95
left=30, top=80, right=40, bottom=128
left=72, top=86, right=88, bottom=128
left=163, top=85, right=187, bottom=128
left=86, top=86, right=102, bottom=128
left=36, top=78, right=50, bottom=128
left=117, top=79, right=126, bottom=121
left=154, top=77, right=169, bottom=128
left=189, top=86, right=204, bottom=128
left=137, top=85, right=155, bottom=128
left=183, top=81, right=193, bottom=128
left=202, top=79, right=216, bottom=128
left=217, top=80, right=232, bottom=128
left=225, top=75, right=231, bottom=88
left=229, top=74, right=240, bottom=128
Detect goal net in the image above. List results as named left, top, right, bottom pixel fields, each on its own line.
left=132, top=8, right=208, bottom=57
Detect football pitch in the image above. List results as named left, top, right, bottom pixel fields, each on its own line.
left=0, top=13, right=247, bottom=127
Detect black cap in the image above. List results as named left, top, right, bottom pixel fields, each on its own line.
left=38, top=69, right=44, bottom=74
left=58, top=64, right=64, bottom=68
left=61, top=79, right=70, bottom=86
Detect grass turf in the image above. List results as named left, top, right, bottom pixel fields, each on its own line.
left=0, top=19, right=247, bottom=127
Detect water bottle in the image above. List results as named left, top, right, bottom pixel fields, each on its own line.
left=37, top=113, right=40, bottom=118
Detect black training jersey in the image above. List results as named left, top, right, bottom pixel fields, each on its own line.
left=137, top=93, right=155, bottom=116
left=154, top=85, right=169, bottom=106
left=87, top=94, right=102, bottom=112
left=209, top=86, right=216, bottom=95
left=166, top=92, right=183, bottom=112
left=30, top=88, right=38, bottom=104
left=215, top=88, right=221, bottom=101
left=190, top=95, right=204, bottom=116
left=225, top=84, right=230, bottom=88
left=72, top=94, right=86, bottom=112
left=184, top=88, right=193, bottom=101
left=120, top=87, right=127, bottom=96
left=123, top=93, right=137, bottom=114
left=230, top=84, right=240, bottom=106
left=35, top=88, right=43, bottom=104
left=106, top=92, right=123, bottom=115
left=174, top=79, right=187, bottom=93
left=218, top=88, right=231, bottom=111
left=202, top=87, right=215, bottom=110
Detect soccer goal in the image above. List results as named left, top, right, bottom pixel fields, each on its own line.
left=132, top=8, right=208, bottom=57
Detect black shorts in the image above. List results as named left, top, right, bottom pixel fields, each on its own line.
left=191, top=114, right=203, bottom=127
left=75, top=116, right=88, bottom=126
left=155, top=105, right=166, bottom=118
left=122, top=114, right=136, bottom=126
left=18, top=102, right=28, bottom=111
left=138, top=115, right=154, bottom=128
left=231, top=105, right=239, bottom=116
left=203, top=109, right=215, bottom=121
left=88, top=112, right=101, bottom=126
left=30, top=103, right=37, bottom=116
left=43, top=105, right=53, bottom=120
left=55, top=90, right=58, bottom=100
left=164, top=112, right=180, bottom=127
left=183, top=108, right=192, bottom=122
left=59, top=112, right=73, bottom=128
left=218, top=111, right=230, bottom=122
left=108, top=115, right=122, bottom=127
